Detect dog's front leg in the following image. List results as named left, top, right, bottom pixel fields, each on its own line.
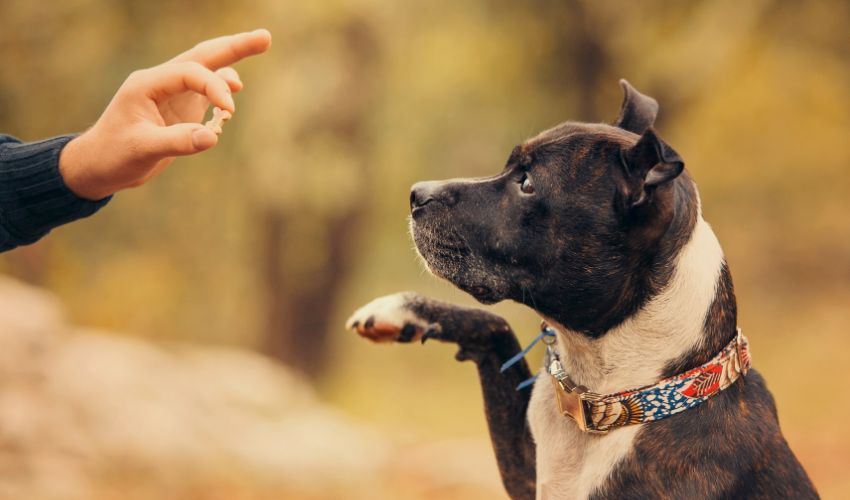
left=347, top=292, right=536, bottom=500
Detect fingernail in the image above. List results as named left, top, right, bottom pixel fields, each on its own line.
left=192, top=128, right=212, bottom=150
left=252, top=29, right=272, bottom=47
left=224, top=93, right=235, bottom=111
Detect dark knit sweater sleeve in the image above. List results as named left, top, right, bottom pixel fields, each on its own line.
left=0, top=134, right=111, bottom=252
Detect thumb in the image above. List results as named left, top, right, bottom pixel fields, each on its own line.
left=145, top=123, right=219, bottom=158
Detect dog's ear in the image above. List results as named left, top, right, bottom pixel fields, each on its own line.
left=619, top=128, right=684, bottom=208
left=614, top=79, right=658, bottom=135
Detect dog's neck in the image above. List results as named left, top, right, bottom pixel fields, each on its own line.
left=547, top=207, right=735, bottom=395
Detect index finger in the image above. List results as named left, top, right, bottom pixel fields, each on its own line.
left=170, top=29, right=272, bottom=70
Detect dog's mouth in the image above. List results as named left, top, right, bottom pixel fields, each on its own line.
left=409, top=215, right=506, bottom=304
left=461, top=283, right=499, bottom=303
left=409, top=215, right=469, bottom=271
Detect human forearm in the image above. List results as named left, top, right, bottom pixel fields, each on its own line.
left=0, top=134, right=110, bottom=252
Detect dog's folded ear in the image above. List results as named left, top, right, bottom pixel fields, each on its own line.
left=619, top=128, right=684, bottom=208
left=614, top=79, right=659, bottom=135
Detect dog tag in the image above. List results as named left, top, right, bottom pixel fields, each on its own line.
left=545, top=344, right=579, bottom=419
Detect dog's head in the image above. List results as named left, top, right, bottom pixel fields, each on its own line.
left=410, top=80, right=698, bottom=336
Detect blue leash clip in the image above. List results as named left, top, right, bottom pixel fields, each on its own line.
left=500, top=324, right=557, bottom=391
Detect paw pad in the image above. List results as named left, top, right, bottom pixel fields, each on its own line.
left=345, top=293, right=428, bottom=343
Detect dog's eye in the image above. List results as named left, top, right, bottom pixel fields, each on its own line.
left=520, top=174, right=534, bottom=194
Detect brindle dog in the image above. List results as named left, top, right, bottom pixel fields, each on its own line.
left=346, top=80, right=817, bottom=499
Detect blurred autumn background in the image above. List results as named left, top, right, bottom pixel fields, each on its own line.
left=1, top=0, right=848, bottom=498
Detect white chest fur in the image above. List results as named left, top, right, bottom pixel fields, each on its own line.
left=528, top=375, right=642, bottom=499
left=526, top=216, right=725, bottom=499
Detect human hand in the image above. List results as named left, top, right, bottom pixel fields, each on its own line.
left=59, top=29, right=272, bottom=200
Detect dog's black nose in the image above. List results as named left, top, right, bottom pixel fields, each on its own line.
left=410, top=181, right=438, bottom=211
left=411, top=181, right=458, bottom=215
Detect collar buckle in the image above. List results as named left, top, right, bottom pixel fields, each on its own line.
left=550, top=373, right=608, bottom=435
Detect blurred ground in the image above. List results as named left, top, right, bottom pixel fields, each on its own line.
left=0, top=277, right=505, bottom=500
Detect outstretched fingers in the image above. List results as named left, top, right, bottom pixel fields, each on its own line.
left=170, top=29, right=272, bottom=71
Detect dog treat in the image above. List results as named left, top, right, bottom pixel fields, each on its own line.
left=204, top=107, right=232, bottom=135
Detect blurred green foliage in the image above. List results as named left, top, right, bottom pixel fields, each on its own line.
left=1, top=0, right=849, bottom=497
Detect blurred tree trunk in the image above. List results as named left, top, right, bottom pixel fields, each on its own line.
left=562, top=0, right=609, bottom=120
left=260, top=19, right=379, bottom=378
left=501, top=0, right=612, bottom=119
left=261, top=207, right=363, bottom=377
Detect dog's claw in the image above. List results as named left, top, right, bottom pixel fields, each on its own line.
left=420, top=323, right=442, bottom=344
left=364, top=315, right=375, bottom=329
left=421, top=330, right=434, bottom=344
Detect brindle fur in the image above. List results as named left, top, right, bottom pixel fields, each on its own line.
left=406, top=295, right=537, bottom=499
left=596, top=262, right=816, bottom=499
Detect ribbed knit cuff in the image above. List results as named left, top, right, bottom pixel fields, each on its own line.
left=0, top=134, right=111, bottom=246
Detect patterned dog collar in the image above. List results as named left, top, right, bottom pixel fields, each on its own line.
left=546, top=328, right=751, bottom=434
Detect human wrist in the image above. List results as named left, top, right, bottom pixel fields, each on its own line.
left=58, top=131, right=114, bottom=201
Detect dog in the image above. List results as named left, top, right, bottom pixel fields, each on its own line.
left=346, top=80, right=817, bottom=499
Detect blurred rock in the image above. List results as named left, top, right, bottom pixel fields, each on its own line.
left=0, top=277, right=504, bottom=500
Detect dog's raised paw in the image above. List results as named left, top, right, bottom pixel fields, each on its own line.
left=345, top=292, right=435, bottom=343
